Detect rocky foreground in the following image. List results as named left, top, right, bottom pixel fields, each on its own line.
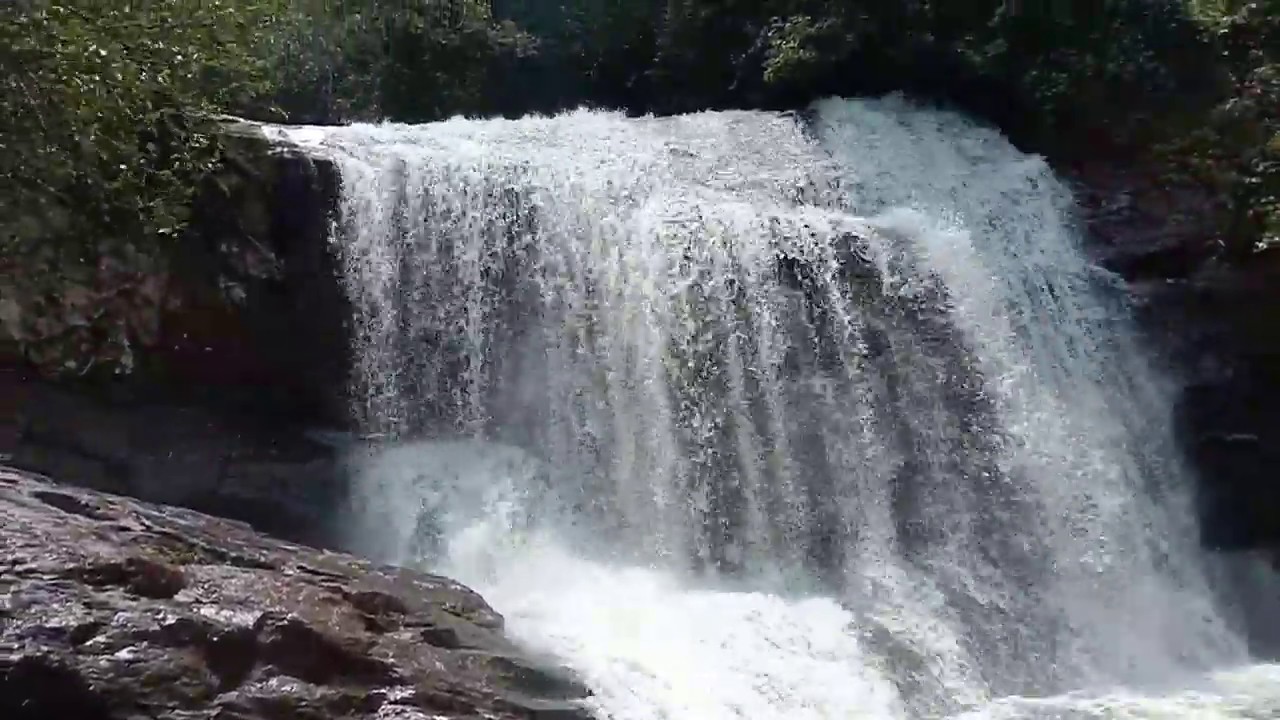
left=0, top=466, right=591, bottom=719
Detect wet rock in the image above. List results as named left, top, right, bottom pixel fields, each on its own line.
left=0, top=466, right=592, bottom=720
left=1178, top=375, right=1280, bottom=553
left=6, top=376, right=346, bottom=548
left=1065, top=161, right=1223, bottom=283
left=3, top=116, right=352, bottom=548
left=155, top=121, right=349, bottom=428
left=1067, top=160, right=1280, bottom=563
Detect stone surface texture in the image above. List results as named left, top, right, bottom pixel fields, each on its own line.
left=0, top=466, right=591, bottom=720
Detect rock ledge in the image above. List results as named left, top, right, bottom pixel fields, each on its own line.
left=0, top=466, right=590, bottom=720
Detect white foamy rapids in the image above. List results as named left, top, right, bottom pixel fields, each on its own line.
left=954, top=663, right=1280, bottom=720
left=476, top=552, right=1280, bottom=720
left=454, top=536, right=907, bottom=720
left=344, top=439, right=1279, bottom=720
left=288, top=96, right=1278, bottom=719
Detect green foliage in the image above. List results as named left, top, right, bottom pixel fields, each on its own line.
left=0, top=1, right=280, bottom=376
left=583, top=0, right=1273, bottom=257
left=761, top=13, right=855, bottom=88
left=3, top=0, right=1277, bottom=378
left=487, top=0, right=660, bottom=111
left=262, top=0, right=535, bottom=123
left=1181, top=0, right=1280, bottom=254
left=0, top=0, right=528, bottom=377
left=975, top=1, right=1215, bottom=144
left=646, top=1, right=1218, bottom=145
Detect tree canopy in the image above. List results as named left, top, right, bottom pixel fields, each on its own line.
left=1, top=0, right=1276, bottom=375
left=0, top=1, right=281, bottom=374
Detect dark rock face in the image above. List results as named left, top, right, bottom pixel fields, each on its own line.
left=1067, top=161, right=1223, bottom=283
left=1180, top=378, right=1280, bottom=553
left=3, top=371, right=345, bottom=549
left=0, top=466, right=592, bottom=720
left=154, top=122, right=350, bottom=429
left=1068, top=161, right=1280, bottom=558
left=3, top=122, right=354, bottom=549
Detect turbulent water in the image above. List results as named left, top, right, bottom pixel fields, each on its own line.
left=273, top=96, right=1279, bottom=719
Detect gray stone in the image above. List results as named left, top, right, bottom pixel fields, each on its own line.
left=7, top=377, right=346, bottom=548
left=0, top=466, right=593, bottom=720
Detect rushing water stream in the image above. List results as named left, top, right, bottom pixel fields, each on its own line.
left=272, top=96, right=1280, bottom=718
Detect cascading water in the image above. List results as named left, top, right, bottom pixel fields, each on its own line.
left=273, top=96, right=1280, bottom=718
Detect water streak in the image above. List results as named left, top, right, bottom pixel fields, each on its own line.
left=274, top=96, right=1272, bottom=719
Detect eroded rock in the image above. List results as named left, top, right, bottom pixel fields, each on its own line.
left=0, top=466, right=592, bottom=720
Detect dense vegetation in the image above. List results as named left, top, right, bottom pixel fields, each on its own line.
left=0, top=0, right=519, bottom=374
left=1, top=0, right=1276, bottom=375
left=0, top=1, right=279, bottom=374
left=1176, top=1, right=1279, bottom=258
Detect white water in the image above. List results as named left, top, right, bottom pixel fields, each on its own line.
left=275, top=96, right=1279, bottom=719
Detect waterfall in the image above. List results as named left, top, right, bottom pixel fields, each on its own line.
left=274, top=96, right=1278, bottom=719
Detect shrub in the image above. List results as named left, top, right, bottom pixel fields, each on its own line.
left=0, top=1, right=279, bottom=375
left=1180, top=0, right=1279, bottom=255
left=0, top=0, right=532, bottom=377
left=3, top=0, right=1275, bottom=378
left=264, top=0, right=536, bottom=123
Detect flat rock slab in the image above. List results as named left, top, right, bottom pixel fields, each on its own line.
left=0, top=466, right=591, bottom=720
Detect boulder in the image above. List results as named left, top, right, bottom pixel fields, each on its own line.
left=0, top=466, right=591, bottom=720
left=1, top=118, right=349, bottom=429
